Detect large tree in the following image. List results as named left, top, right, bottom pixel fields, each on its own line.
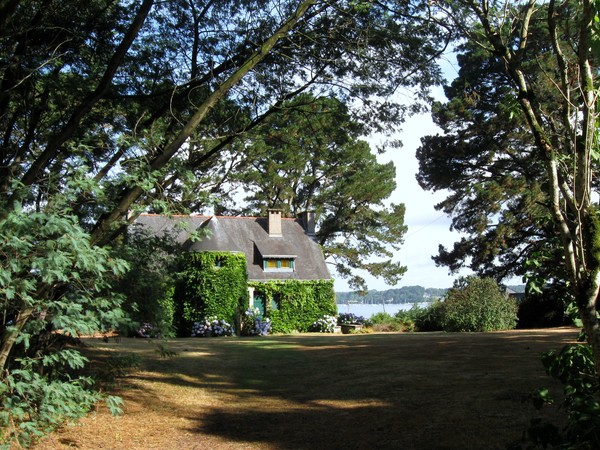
left=417, top=21, right=564, bottom=287
left=225, top=94, right=407, bottom=290
left=0, top=4, right=451, bottom=438
left=420, top=0, right=600, bottom=373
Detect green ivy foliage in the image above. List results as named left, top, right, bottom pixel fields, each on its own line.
left=249, top=280, right=336, bottom=333
left=173, top=252, right=248, bottom=336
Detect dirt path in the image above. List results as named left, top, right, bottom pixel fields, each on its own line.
left=34, top=328, right=578, bottom=450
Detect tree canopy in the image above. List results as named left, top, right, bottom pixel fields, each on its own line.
left=0, top=1, right=451, bottom=443
left=417, top=23, right=563, bottom=287
left=419, top=0, right=600, bottom=375
left=221, top=94, right=407, bottom=290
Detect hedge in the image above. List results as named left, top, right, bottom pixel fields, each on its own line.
left=173, top=252, right=248, bottom=336
left=249, top=279, right=336, bottom=333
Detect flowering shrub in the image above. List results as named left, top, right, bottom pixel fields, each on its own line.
left=337, top=312, right=372, bottom=327
left=311, top=315, right=337, bottom=333
left=191, top=316, right=234, bottom=337
left=137, top=322, right=160, bottom=338
left=242, top=307, right=271, bottom=336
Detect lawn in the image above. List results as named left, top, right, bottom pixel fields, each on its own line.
left=34, top=328, right=577, bottom=450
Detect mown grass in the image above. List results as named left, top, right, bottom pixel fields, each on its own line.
left=35, top=329, right=578, bottom=450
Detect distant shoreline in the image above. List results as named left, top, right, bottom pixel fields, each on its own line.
left=336, top=284, right=525, bottom=305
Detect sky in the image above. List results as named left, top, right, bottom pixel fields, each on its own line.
left=332, top=106, right=472, bottom=292
left=333, top=55, right=476, bottom=292
left=332, top=52, right=530, bottom=293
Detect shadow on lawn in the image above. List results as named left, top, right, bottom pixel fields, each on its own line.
left=198, top=403, right=425, bottom=450
left=124, top=329, right=577, bottom=450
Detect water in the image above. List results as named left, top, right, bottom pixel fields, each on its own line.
left=336, top=302, right=429, bottom=318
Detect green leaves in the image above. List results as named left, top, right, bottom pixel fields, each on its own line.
left=438, top=276, right=518, bottom=332
left=592, top=0, right=600, bottom=57
left=174, top=252, right=248, bottom=336
left=0, top=352, right=123, bottom=448
left=0, top=205, right=128, bottom=327
left=417, top=3, right=576, bottom=285
left=523, top=343, right=600, bottom=448
left=250, top=280, right=336, bottom=333
left=0, top=196, right=130, bottom=445
left=230, top=94, right=407, bottom=291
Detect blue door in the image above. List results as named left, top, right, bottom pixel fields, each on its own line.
left=253, top=293, right=266, bottom=316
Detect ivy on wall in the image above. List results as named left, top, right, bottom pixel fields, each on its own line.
left=173, top=252, right=248, bottom=336
left=249, top=280, right=337, bottom=333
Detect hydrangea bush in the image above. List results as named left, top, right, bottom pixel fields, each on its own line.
left=311, top=315, right=337, bottom=333
left=242, top=307, right=271, bottom=336
left=337, top=312, right=372, bottom=327
left=137, top=322, right=160, bottom=338
left=191, top=316, right=234, bottom=337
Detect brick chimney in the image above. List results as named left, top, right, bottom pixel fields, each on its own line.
left=268, top=209, right=282, bottom=237
left=300, top=210, right=316, bottom=236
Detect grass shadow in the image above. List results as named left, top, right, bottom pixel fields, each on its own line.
left=41, top=329, right=579, bottom=450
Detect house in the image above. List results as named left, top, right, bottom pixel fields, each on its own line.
left=132, top=210, right=335, bottom=333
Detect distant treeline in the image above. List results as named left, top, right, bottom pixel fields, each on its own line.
left=336, top=286, right=447, bottom=304
left=336, top=284, right=526, bottom=304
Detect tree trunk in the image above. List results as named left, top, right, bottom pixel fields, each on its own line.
left=468, top=0, right=600, bottom=378
left=0, top=305, right=34, bottom=371
left=90, top=0, right=319, bottom=246
left=577, top=279, right=600, bottom=375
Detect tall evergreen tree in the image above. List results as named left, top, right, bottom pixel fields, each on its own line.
left=417, top=27, right=563, bottom=287
left=421, top=0, right=600, bottom=374
left=228, top=94, right=407, bottom=290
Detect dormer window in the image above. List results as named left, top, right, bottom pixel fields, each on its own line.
left=255, top=239, right=297, bottom=274
left=263, top=257, right=295, bottom=272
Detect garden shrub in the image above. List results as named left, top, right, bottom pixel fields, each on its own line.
left=174, top=252, right=248, bottom=336
left=0, top=205, right=129, bottom=447
left=516, top=289, right=569, bottom=329
left=249, top=280, right=336, bottom=333
left=370, top=312, right=394, bottom=324
left=407, top=302, right=444, bottom=331
left=0, top=350, right=124, bottom=448
left=115, top=227, right=180, bottom=338
left=439, top=276, right=518, bottom=332
left=311, top=315, right=337, bottom=333
left=337, top=312, right=372, bottom=327
left=190, top=316, right=234, bottom=337
left=395, top=304, right=435, bottom=331
left=137, top=322, right=162, bottom=338
left=241, top=307, right=272, bottom=336
left=370, top=312, right=404, bottom=332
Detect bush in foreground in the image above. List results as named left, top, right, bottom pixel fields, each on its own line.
left=311, top=315, right=337, bottom=333
left=337, top=312, right=372, bottom=327
left=439, top=276, right=518, bottom=332
left=370, top=312, right=408, bottom=332
left=191, top=316, right=234, bottom=337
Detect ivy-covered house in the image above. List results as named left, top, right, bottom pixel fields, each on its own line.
left=133, top=210, right=336, bottom=333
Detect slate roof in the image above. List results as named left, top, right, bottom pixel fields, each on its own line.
left=132, top=214, right=331, bottom=282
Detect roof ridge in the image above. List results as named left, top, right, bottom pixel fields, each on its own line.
left=212, top=215, right=297, bottom=220
left=138, top=213, right=299, bottom=220
left=138, top=213, right=198, bottom=218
